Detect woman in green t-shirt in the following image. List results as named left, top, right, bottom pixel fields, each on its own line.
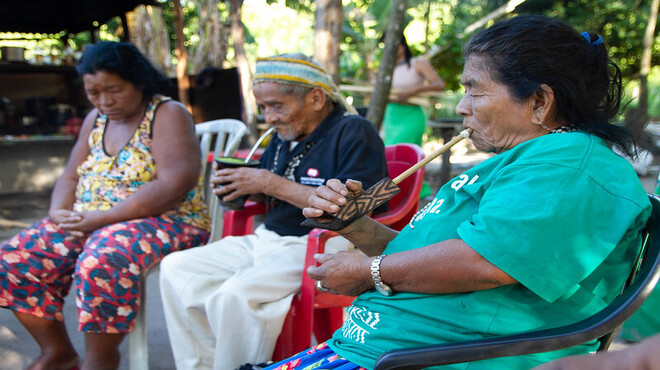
left=263, top=14, right=651, bottom=370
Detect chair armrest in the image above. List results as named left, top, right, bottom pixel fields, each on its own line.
left=303, top=228, right=340, bottom=290
left=222, top=201, right=268, bottom=237
left=302, top=228, right=355, bottom=308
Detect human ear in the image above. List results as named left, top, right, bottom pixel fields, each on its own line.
left=308, top=88, right=327, bottom=111
left=532, top=84, right=556, bottom=125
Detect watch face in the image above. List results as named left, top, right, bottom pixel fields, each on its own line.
left=375, top=283, right=393, bottom=296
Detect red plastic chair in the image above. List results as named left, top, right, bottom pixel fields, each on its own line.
left=221, top=143, right=426, bottom=360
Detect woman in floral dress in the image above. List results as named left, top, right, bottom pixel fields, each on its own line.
left=0, top=42, right=209, bottom=369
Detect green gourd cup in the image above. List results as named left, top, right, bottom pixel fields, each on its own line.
left=214, top=156, right=261, bottom=210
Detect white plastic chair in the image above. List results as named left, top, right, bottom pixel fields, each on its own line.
left=195, top=119, right=248, bottom=241
left=127, top=118, right=247, bottom=370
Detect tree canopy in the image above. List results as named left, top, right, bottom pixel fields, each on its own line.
left=3, top=0, right=657, bottom=118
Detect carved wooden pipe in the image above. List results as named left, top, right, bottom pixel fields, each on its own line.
left=302, top=128, right=473, bottom=231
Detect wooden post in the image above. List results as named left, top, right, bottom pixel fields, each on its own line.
left=173, top=0, right=191, bottom=111
left=314, top=0, right=343, bottom=85
left=365, top=0, right=407, bottom=130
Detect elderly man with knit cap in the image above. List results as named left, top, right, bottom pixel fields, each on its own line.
left=159, top=53, right=387, bottom=369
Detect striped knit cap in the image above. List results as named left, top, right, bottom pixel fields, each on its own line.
left=253, top=54, right=357, bottom=114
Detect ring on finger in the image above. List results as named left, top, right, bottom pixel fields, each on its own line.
left=316, top=280, right=328, bottom=292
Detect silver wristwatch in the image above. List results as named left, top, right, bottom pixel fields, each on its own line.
left=371, top=255, right=393, bottom=296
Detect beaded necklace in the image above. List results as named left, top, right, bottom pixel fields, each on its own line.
left=271, top=141, right=315, bottom=181
left=267, top=140, right=315, bottom=208
left=550, top=125, right=578, bottom=134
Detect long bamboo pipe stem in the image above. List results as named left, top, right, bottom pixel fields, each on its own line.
left=392, top=128, right=472, bottom=185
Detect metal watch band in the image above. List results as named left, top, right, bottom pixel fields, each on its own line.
left=371, top=255, right=393, bottom=296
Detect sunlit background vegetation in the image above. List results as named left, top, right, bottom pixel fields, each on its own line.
left=1, top=0, right=658, bottom=118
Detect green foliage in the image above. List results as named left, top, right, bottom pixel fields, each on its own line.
left=338, top=0, right=659, bottom=118
left=266, top=0, right=313, bottom=13
left=242, top=1, right=314, bottom=60
left=625, top=66, right=660, bottom=119
left=9, top=0, right=657, bottom=122
left=515, top=0, right=659, bottom=81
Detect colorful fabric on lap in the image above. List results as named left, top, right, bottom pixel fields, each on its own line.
left=0, top=216, right=209, bottom=333
left=265, top=343, right=366, bottom=370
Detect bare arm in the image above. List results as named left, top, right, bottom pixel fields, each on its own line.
left=304, top=178, right=516, bottom=296
left=307, top=238, right=516, bottom=297
left=379, top=239, right=517, bottom=294
left=303, top=178, right=398, bottom=256
left=414, top=58, right=446, bottom=91
left=48, top=109, right=96, bottom=225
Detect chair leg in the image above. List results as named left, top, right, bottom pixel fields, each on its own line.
left=128, top=264, right=159, bottom=370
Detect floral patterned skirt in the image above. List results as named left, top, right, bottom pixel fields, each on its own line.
left=265, top=343, right=367, bottom=370
left=0, top=216, right=208, bottom=333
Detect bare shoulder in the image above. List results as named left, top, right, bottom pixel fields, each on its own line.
left=153, top=99, right=194, bottom=128
left=77, top=107, right=100, bottom=139
left=412, top=56, right=433, bottom=71
left=155, top=99, right=192, bottom=119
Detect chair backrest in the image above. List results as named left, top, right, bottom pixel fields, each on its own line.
left=376, top=143, right=426, bottom=231
left=194, top=119, right=248, bottom=241
left=195, top=118, right=247, bottom=176
left=374, top=193, right=660, bottom=370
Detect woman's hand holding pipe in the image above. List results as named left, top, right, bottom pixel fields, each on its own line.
left=304, top=178, right=398, bottom=256
left=303, top=178, right=364, bottom=219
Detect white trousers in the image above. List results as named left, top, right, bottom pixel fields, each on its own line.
left=160, top=225, right=345, bottom=370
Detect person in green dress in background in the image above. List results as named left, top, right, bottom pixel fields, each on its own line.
left=382, top=32, right=446, bottom=198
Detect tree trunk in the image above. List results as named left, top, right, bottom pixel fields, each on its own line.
left=626, top=0, right=659, bottom=154
left=640, top=0, right=659, bottom=118
left=152, top=6, right=173, bottom=75
left=190, top=0, right=212, bottom=75
left=190, top=0, right=227, bottom=74
left=313, top=0, right=343, bottom=85
left=230, top=0, right=258, bottom=143
left=173, top=0, right=191, bottom=110
left=366, top=0, right=407, bottom=129
left=208, top=2, right=228, bottom=68
left=126, top=6, right=172, bottom=75
left=424, top=0, right=431, bottom=53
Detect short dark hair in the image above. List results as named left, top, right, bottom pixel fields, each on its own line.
left=76, top=41, right=171, bottom=100
left=379, top=32, right=413, bottom=66
left=399, top=33, right=413, bottom=66
left=464, top=14, right=634, bottom=156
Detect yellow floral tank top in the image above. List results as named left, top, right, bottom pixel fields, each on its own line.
left=73, top=95, right=210, bottom=231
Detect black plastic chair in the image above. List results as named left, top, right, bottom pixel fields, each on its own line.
left=374, top=193, right=660, bottom=370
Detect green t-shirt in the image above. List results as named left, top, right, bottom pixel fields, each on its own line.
left=329, top=132, right=651, bottom=369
